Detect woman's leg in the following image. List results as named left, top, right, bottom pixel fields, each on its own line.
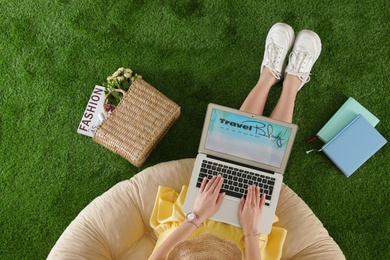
left=239, top=68, right=278, bottom=115
left=269, top=75, right=301, bottom=123
left=271, top=29, right=322, bottom=123
left=240, top=71, right=301, bottom=124
left=240, top=23, right=295, bottom=115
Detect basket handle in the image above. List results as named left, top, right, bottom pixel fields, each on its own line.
left=103, top=89, right=126, bottom=113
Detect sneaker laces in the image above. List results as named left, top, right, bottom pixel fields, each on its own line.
left=286, top=49, right=312, bottom=83
left=264, top=38, right=283, bottom=80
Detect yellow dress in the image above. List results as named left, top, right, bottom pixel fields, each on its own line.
left=150, top=186, right=287, bottom=260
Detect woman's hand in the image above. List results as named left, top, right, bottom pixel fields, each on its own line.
left=192, top=175, right=225, bottom=223
left=238, top=185, right=266, bottom=235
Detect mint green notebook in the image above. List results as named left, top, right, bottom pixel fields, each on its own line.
left=316, top=97, right=379, bottom=143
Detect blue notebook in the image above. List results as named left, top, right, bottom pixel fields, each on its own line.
left=322, top=114, right=387, bottom=177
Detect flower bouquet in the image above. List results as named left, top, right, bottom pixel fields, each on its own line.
left=103, top=67, right=141, bottom=111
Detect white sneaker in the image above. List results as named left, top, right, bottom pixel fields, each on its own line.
left=285, top=30, right=322, bottom=90
left=260, top=23, right=295, bottom=81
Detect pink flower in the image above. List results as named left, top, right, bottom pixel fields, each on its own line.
left=105, top=103, right=116, bottom=112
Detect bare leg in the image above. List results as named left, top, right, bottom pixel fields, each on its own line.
left=269, top=74, right=301, bottom=123
left=240, top=68, right=278, bottom=115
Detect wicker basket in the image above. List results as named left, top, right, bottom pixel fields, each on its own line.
left=93, top=78, right=180, bottom=167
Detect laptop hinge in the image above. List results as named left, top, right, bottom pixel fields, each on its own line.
left=206, top=155, right=274, bottom=175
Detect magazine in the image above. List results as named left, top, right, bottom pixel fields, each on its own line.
left=77, top=85, right=106, bottom=137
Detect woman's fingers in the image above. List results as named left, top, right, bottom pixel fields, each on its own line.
left=216, top=192, right=225, bottom=206
left=204, top=175, right=224, bottom=194
left=246, top=185, right=253, bottom=205
left=216, top=176, right=224, bottom=191
left=255, top=186, right=260, bottom=206
left=203, top=176, right=216, bottom=191
left=260, top=193, right=266, bottom=208
left=244, top=185, right=264, bottom=208
left=200, top=177, right=208, bottom=192
left=239, top=196, right=245, bottom=212
left=209, top=175, right=223, bottom=194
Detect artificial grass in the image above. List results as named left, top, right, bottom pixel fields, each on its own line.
left=1, top=0, right=389, bottom=259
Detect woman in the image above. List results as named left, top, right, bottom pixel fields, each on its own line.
left=150, top=22, right=322, bottom=260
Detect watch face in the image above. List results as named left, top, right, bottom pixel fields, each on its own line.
left=187, top=212, right=195, bottom=221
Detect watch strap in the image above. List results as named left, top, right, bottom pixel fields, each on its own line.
left=188, top=217, right=201, bottom=228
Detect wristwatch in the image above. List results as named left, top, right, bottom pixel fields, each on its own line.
left=186, top=212, right=201, bottom=228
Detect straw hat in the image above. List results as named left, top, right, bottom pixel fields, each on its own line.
left=167, top=233, right=244, bottom=259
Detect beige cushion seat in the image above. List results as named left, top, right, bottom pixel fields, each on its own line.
left=48, top=159, right=345, bottom=259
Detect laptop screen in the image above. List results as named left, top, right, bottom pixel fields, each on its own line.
left=202, top=107, right=296, bottom=171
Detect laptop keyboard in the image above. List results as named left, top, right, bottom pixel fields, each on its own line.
left=196, top=160, right=276, bottom=206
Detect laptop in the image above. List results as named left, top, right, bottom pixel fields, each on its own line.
left=183, top=103, right=298, bottom=234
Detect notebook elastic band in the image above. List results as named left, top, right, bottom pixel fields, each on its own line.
left=306, top=148, right=323, bottom=154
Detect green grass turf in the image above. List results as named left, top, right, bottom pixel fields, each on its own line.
left=1, top=0, right=389, bottom=259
